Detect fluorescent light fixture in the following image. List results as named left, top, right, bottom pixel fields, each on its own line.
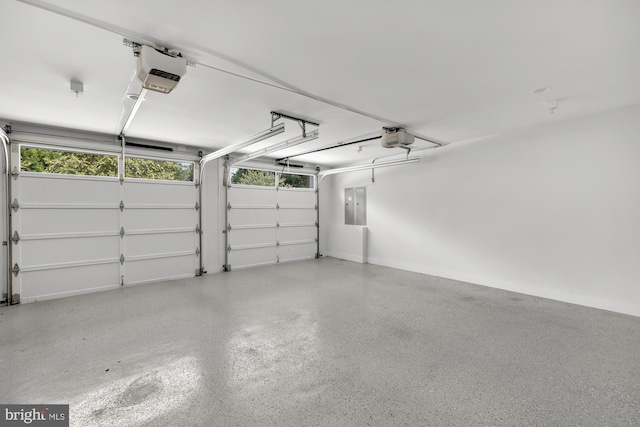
left=318, top=156, right=420, bottom=180
left=121, top=88, right=147, bottom=134
left=200, top=122, right=286, bottom=166
left=233, top=129, right=319, bottom=165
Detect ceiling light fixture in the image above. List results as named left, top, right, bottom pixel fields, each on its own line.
left=200, top=122, right=286, bottom=166
left=233, top=130, right=319, bottom=165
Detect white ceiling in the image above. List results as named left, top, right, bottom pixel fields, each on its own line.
left=1, top=0, right=638, bottom=166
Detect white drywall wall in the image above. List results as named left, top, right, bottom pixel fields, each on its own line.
left=321, top=105, right=640, bottom=316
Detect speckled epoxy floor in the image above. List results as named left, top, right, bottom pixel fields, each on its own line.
left=1, top=257, right=639, bottom=426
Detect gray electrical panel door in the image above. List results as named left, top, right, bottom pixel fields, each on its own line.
left=355, top=187, right=367, bottom=225
left=345, top=188, right=355, bottom=225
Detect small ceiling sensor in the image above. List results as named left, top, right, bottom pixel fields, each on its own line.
left=70, top=80, right=83, bottom=97
left=531, top=87, right=551, bottom=95
left=541, top=99, right=559, bottom=114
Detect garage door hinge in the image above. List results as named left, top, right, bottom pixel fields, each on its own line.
left=10, top=199, right=19, bottom=212
left=195, top=247, right=200, bottom=256
left=315, top=204, right=318, bottom=210
left=196, top=224, right=201, bottom=234
left=226, top=224, right=231, bottom=232
left=315, top=221, right=319, bottom=227
left=120, top=227, right=125, bottom=238
left=120, top=254, right=125, bottom=265
left=227, top=202, right=232, bottom=210
left=227, top=244, right=232, bottom=252
left=11, top=166, right=19, bottom=180
left=12, top=231, right=20, bottom=244
left=276, top=203, right=280, bottom=210
left=276, top=222, right=280, bottom=228
left=12, top=263, right=19, bottom=277
left=195, top=180, right=200, bottom=188
left=119, top=175, right=124, bottom=185
left=277, top=255, right=280, bottom=263
left=119, top=201, right=125, bottom=212
left=276, top=241, right=280, bottom=247
left=195, top=202, right=200, bottom=211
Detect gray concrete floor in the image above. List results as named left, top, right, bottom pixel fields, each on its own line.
left=1, top=257, right=639, bottom=426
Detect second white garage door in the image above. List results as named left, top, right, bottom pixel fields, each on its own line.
left=226, top=168, right=318, bottom=270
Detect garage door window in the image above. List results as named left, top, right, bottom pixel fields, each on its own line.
left=125, top=157, right=194, bottom=181
left=20, top=146, right=118, bottom=177
left=278, top=173, right=315, bottom=189
left=230, top=167, right=276, bottom=187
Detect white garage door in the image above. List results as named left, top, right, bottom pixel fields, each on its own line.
left=226, top=168, right=317, bottom=270
left=10, top=143, right=199, bottom=303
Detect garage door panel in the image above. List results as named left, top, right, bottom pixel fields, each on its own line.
left=228, top=187, right=276, bottom=206
left=229, top=246, right=277, bottom=269
left=229, top=227, right=276, bottom=247
left=277, top=190, right=315, bottom=205
left=125, top=232, right=195, bottom=257
left=229, top=209, right=276, bottom=227
left=278, top=208, right=316, bottom=223
left=20, top=264, right=120, bottom=302
left=125, top=255, right=196, bottom=285
left=278, top=242, right=317, bottom=263
left=20, top=175, right=119, bottom=204
left=20, top=236, right=119, bottom=266
left=278, top=226, right=317, bottom=243
left=124, top=181, right=196, bottom=204
left=125, top=209, right=197, bottom=230
left=21, top=209, right=119, bottom=235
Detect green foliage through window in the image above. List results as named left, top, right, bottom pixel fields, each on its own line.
left=230, top=168, right=314, bottom=189
left=230, top=168, right=276, bottom=187
left=125, top=157, right=194, bottom=181
left=279, top=173, right=314, bottom=189
left=21, top=147, right=118, bottom=177
left=20, top=147, right=194, bottom=181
